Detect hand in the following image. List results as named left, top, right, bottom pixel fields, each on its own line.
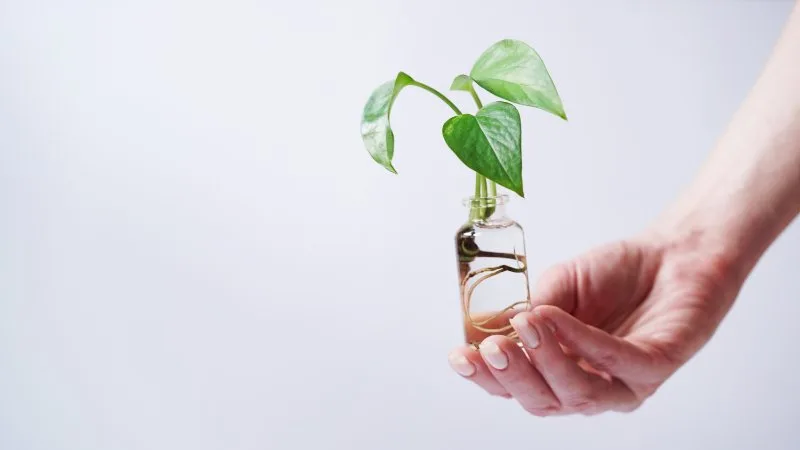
left=447, top=233, right=742, bottom=416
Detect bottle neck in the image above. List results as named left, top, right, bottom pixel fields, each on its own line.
left=464, top=195, right=511, bottom=225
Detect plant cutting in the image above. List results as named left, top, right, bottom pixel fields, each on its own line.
left=360, top=39, right=567, bottom=346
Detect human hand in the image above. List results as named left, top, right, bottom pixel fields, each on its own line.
left=447, top=0, right=800, bottom=417
left=447, top=233, right=743, bottom=416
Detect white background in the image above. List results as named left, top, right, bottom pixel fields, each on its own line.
left=2, top=1, right=799, bottom=449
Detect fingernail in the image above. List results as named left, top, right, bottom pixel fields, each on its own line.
left=479, top=341, right=509, bottom=370
left=448, top=353, right=476, bottom=377
left=511, top=315, right=540, bottom=348
left=533, top=309, right=557, bottom=333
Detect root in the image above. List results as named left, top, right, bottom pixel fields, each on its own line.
left=461, top=250, right=531, bottom=338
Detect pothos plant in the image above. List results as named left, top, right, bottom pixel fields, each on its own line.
left=360, top=39, right=566, bottom=220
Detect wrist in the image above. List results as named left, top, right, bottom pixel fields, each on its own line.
left=643, top=205, right=753, bottom=294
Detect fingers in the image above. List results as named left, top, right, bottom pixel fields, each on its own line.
left=448, top=346, right=510, bottom=398
left=511, top=312, right=639, bottom=413
left=476, top=335, right=561, bottom=415
left=532, top=305, right=653, bottom=381
left=448, top=304, right=652, bottom=415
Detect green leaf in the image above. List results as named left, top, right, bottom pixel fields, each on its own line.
left=442, top=102, right=524, bottom=197
left=360, top=72, right=415, bottom=173
left=450, top=74, right=473, bottom=92
left=470, top=39, right=566, bottom=120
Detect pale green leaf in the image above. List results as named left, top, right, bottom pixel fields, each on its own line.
left=470, top=39, right=566, bottom=120
left=450, top=74, right=473, bottom=92
left=360, top=72, right=415, bottom=173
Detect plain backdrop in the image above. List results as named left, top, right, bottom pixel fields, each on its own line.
left=2, top=1, right=799, bottom=449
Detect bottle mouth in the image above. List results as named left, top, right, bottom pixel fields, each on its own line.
left=462, top=194, right=509, bottom=208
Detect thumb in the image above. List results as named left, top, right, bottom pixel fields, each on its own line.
left=532, top=305, right=653, bottom=381
left=530, top=241, right=649, bottom=324
left=530, top=262, right=579, bottom=313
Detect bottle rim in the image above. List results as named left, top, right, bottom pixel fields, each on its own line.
left=462, top=194, right=509, bottom=208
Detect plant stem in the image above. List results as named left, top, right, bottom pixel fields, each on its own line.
left=466, top=86, right=498, bottom=200
left=469, top=88, right=484, bottom=109
left=406, top=79, right=485, bottom=220
left=410, top=81, right=462, bottom=115
left=477, top=174, right=488, bottom=219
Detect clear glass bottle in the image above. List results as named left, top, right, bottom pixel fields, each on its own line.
left=455, top=195, right=531, bottom=347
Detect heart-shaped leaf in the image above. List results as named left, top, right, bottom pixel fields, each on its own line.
left=442, top=102, right=524, bottom=197
left=450, top=74, right=473, bottom=92
left=360, top=72, right=415, bottom=173
left=470, top=39, right=566, bottom=120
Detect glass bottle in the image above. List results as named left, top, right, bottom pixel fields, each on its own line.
left=455, top=195, right=531, bottom=347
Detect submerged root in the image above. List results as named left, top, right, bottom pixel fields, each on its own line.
left=461, top=250, right=531, bottom=340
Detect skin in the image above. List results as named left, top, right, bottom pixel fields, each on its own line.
left=447, top=1, right=800, bottom=416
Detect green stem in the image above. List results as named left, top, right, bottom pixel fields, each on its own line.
left=406, top=79, right=490, bottom=219
left=466, top=87, right=498, bottom=200
left=469, top=88, right=484, bottom=109
left=470, top=174, right=485, bottom=222
left=410, top=81, right=462, bottom=115
left=475, top=174, right=488, bottom=219
left=477, top=174, right=486, bottom=199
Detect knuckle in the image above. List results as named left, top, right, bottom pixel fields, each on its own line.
left=592, top=352, right=619, bottom=372
left=563, top=391, right=598, bottom=411
left=615, top=400, right=644, bottom=413
left=567, top=399, right=598, bottom=412
left=638, top=381, right=662, bottom=398
left=522, top=404, right=560, bottom=417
